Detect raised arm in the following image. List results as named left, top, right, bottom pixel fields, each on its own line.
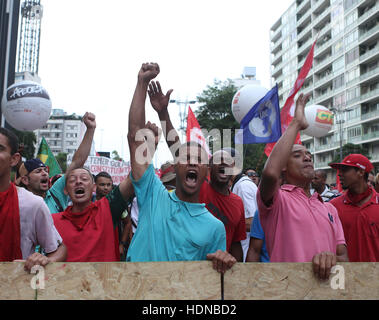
left=127, top=64, right=160, bottom=181
left=148, top=81, right=181, bottom=158
left=259, top=94, right=310, bottom=206
left=67, top=112, right=96, bottom=173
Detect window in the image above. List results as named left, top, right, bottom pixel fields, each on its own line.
left=333, top=74, right=344, bottom=89
left=333, top=56, right=344, bottom=71
left=332, top=19, right=344, bottom=37
left=333, top=39, right=344, bottom=55
left=344, top=29, right=358, bottom=47
left=334, top=92, right=346, bottom=108
left=346, top=107, right=360, bottom=120
left=344, top=0, right=358, bottom=11
left=345, top=47, right=359, bottom=64
left=346, top=66, right=359, bottom=82
left=347, top=126, right=361, bottom=138
left=347, top=86, right=360, bottom=101
left=345, top=10, right=357, bottom=26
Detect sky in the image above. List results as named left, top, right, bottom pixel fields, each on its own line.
left=38, top=0, right=294, bottom=167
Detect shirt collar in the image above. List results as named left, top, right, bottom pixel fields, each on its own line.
left=343, top=188, right=379, bottom=206
left=281, top=184, right=324, bottom=203
left=168, top=191, right=209, bottom=217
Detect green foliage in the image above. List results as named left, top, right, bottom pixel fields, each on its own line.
left=331, top=143, right=370, bottom=164
left=56, top=152, right=68, bottom=173
left=195, top=80, right=267, bottom=173
left=112, top=150, right=122, bottom=161
left=9, top=128, right=36, bottom=159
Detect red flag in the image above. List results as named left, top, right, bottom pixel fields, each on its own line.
left=186, top=107, right=211, bottom=156
left=264, top=38, right=318, bottom=157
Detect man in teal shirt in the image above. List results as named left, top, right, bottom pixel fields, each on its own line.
left=18, top=112, right=96, bottom=214
left=126, top=63, right=236, bottom=273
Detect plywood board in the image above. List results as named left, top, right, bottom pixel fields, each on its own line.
left=36, top=261, right=220, bottom=300
left=0, top=262, right=36, bottom=300
left=2, top=262, right=379, bottom=300
left=223, top=262, right=379, bottom=300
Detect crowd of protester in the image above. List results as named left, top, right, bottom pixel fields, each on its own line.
left=1, top=63, right=378, bottom=281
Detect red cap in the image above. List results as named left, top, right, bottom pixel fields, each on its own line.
left=329, top=154, right=373, bottom=173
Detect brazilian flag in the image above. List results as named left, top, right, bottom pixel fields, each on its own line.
left=37, top=137, right=62, bottom=177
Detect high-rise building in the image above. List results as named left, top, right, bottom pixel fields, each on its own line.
left=34, top=110, right=85, bottom=156
left=16, top=0, right=42, bottom=75
left=270, top=0, right=379, bottom=182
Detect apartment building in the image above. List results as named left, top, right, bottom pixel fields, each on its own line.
left=34, top=109, right=85, bottom=156
left=270, top=0, right=379, bottom=182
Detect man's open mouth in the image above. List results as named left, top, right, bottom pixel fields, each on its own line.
left=74, top=187, right=85, bottom=196
left=185, top=170, right=198, bottom=187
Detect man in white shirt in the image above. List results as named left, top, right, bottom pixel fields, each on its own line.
left=232, top=171, right=258, bottom=262
left=311, top=169, right=340, bottom=202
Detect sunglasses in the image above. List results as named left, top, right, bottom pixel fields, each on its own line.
left=247, top=172, right=259, bottom=178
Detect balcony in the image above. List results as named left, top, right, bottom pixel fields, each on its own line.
left=312, top=0, right=329, bottom=13
left=297, top=24, right=312, bottom=42
left=312, top=6, right=331, bottom=29
left=359, top=24, right=379, bottom=45
left=361, top=109, right=379, bottom=121
left=313, top=71, right=334, bottom=88
left=359, top=66, right=379, bottom=84
left=314, top=142, right=339, bottom=152
left=360, top=131, right=379, bottom=143
left=297, top=10, right=311, bottom=27
left=271, top=38, right=283, bottom=53
left=315, top=161, right=332, bottom=169
left=360, top=45, right=379, bottom=63
left=298, top=37, right=313, bottom=56
left=313, top=54, right=335, bottom=73
left=297, top=0, right=310, bottom=13
left=357, top=3, right=379, bottom=27
left=359, top=88, right=379, bottom=104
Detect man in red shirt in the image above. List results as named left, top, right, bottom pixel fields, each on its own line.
left=52, top=167, right=134, bottom=262
left=329, top=154, right=379, bottom=262
left=199, top=150, right=246, bottom=261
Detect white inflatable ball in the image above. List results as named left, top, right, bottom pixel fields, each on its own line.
left=1, top=81, right=52, bottom=131
left=302, top=104, right=334, bottom=138
left=232, top=84, right=268, bottom=123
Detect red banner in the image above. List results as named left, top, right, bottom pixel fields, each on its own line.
left=264, top=38, right=318, bottom=157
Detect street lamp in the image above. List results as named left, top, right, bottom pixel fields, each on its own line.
left=330, top=106, right=353, bottom=162
left=169, top=99, right=196, bottom=142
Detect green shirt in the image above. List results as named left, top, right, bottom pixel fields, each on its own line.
left=44, top=175, right=68, bottom=214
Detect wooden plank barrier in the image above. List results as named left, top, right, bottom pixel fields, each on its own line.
left=0, top=262, right=378, bottom=300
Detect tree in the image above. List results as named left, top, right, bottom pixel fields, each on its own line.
left=112, top=150, right=122, bottom=161
left=9, top=128, right=36, bottom=159
left=56, top=152, right=68, bottom=173
left=331, top=143, right=370, bottom=164
left=195, top=80, right=267, bottom=173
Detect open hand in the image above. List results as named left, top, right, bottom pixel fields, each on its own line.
left=294, top=93, right=311, bottom=131
left=148, top=81, right=173, bottom=114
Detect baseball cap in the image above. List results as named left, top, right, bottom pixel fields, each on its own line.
left=160, top=161, right=176, bottom=183
left=18, top=158, right=47, bottom=177
left=329, top=154, right=373, bottom=173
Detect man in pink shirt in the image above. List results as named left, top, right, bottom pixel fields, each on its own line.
left=258, top=93, right=348, bottom=280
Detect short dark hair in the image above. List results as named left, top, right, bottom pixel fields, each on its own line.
left=95, top=171, right=112, bottom=183
left=315, top=169, right=327, bottom=180
left=244, top=167, right=256, bottom=174
left=0, top=128, right=19, bottom=155
left=175, top=141, right=209, bottom=164
left=65, top=167, right=94, bottom=184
